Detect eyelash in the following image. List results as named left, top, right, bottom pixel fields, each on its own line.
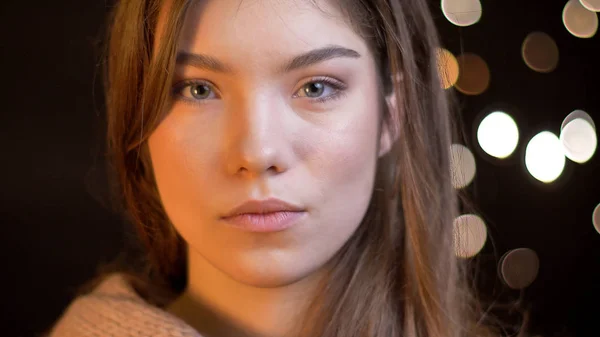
left=171, top=76, right=348, bottom=105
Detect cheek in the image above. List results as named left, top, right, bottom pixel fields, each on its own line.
left=302, top=102, right=380, bottom=222
left=323, top=131, right=376, bottom=186
left=147, top=113, right=218, bottom=226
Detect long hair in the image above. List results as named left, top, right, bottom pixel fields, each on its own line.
left=86, top=0, right=498, bottom=336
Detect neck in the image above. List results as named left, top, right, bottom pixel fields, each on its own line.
left=166, top=246, right=327, bottom=337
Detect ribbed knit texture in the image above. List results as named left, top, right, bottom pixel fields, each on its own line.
left=48, top=274, right=202, bottom=337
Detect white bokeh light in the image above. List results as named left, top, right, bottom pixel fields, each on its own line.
left=525, top=131, right=566, bottom=183
left=560, top=118, right=597, bottom=163
left=561, top=109, right=596, bottom=130
left=563, top=0, right=598, bottom=38
left=581, top=0, right=600, bottom=12
left=450, top=144, right=476, bottom=189
left=453, top=214, right=487, bottom=258
left=441, top=0, right=483, bottom=27
left=477, top=111, right=520, bottom=159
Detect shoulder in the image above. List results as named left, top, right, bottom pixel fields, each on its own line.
left=47, top=273, right=202, bottom=337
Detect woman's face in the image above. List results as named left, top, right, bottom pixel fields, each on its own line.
left=149, top=0, right=389, bottom=287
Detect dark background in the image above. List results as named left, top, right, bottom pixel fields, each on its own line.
left=2, top=1, right=599, bottom=336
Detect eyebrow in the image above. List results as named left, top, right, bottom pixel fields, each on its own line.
left=175, top=45, right=361, bottom=74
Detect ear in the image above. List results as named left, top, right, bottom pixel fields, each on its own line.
left=378, top=92, right=400, bottom=158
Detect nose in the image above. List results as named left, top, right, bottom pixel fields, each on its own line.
left=223, top=95, right=288, bottom=178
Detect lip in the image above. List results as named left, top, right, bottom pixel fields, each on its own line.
left=222, top=211, right=306, bottom=232
left=223, top=198, right=305, bottom=217
left=221, top=198, right=306, bottom=233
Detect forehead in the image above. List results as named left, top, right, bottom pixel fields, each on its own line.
left=156, top=0, right=371, bottom=72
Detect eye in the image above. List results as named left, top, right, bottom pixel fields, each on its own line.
left=295, top=77, right=347, bottom=103
left=299, top=82, right=328, bottom=98
left=171, top=77, right=347, bottom=105
left=172, top=80, right=218, bottom=102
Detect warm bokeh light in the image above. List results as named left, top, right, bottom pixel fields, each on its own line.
left=560, top=114, right=597, bottom=164
left=477, top=111, right=519, bottom=159
left=437, top=48, right=460, bottom=89
left=441, top=0, right=483, bottom=27
left=450, top=144, right=476, bottom=189
left=455, top=53, right=490, bottom=95
left=594, top=203, right=600, bottom=235
left=500, top=248, right=540, bottom=290
left=581, top=0, right=600, bottom=12
left=525, top=131, right=566, bottom=183
left=563, top=0, right=599, bottom=38
left=453, top=214, right=487, bottom=258
left=522, top=31, right=560, bottom=73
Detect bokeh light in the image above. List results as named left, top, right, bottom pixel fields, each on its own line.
left=499, top=248, right=540, bottom=290
left=560, top=119, right=597, bottom=164
left=441, top=0, right=483, bottom=27
left=477, top=111, right=520, bottom=159
left=581, top=0, right=600, bottom=12
left=455, top=53, right=490, bottom=95
left=560, top=110, right=597, bottom=164
left=453, top=214, right=488, bottom=258
left=437, top=48, right=460, bottom=89
left=563, top=0, right=598, bottom=38
left=522, top=31, right=560, bottom=73
left=525, top=131, right=566, bottom=183
left=561, top=109, right=597, bottom=130
left=594, top=203, right=600, bottom=234
left=450, top=144, right=477, bottom=189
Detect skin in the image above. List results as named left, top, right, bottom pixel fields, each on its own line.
left=149, top=0, right=393, bottom=336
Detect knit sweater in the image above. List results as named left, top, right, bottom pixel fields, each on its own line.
left=48, top=274, right=202, bottom=337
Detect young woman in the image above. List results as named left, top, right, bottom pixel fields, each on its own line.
left=48, top=0, right=496, bottom=336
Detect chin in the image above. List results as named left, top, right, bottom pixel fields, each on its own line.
left=234, top=274, right=303, bottom=289
left=223, top=254, right=325, bottom=289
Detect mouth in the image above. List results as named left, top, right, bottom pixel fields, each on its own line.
left=223, top=198, right=305, bottom=217
left=221, top=198, right=306, bottom=232
left=221, top=211, right=306, bottom=233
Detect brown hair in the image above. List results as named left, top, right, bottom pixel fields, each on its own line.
left=86, top=0, right=500, bottom=336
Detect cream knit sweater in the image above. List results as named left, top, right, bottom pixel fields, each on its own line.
left=48, top=274, right=202, bottom=337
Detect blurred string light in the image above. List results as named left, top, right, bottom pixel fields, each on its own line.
left=453, top=214, right=488, bottom=258
left=581, top=0, right=600, bottom=12
left=563, top=0, right=598, bottom=38
left=593, top=203, right=600, bottom=234
left=437, top=48, right=460, bottom=89
left=522, top=31, right=560, bottom=73
left=498, top=248, right=540, bottom=290
left=525, top=131, right=566, bottom=183
left=441, top=0, right=483, bottom=27
left=455, top=53, right=490, bottom=95
left=477, top=111, right=520, bottom=159
left=560, top=110, right=597, bottom=164
left=450, top=144, right=476, bottom=188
